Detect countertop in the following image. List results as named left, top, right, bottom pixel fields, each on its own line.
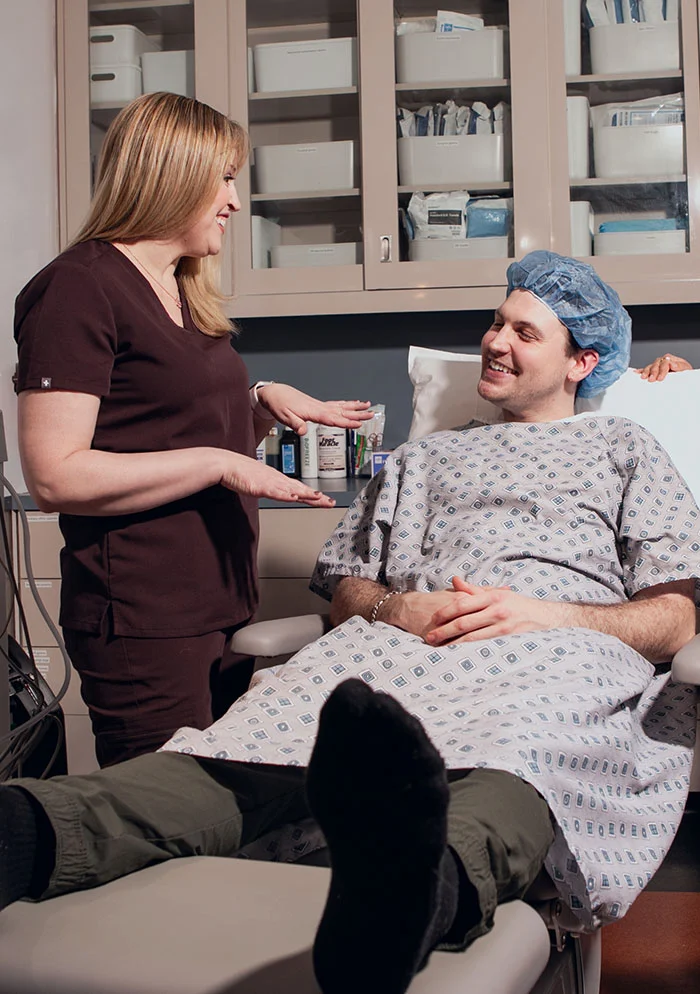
left=8, top=477, right=368, bottom=513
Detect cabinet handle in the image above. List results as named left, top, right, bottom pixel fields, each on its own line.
left=379, top=235, right=392, bottom=263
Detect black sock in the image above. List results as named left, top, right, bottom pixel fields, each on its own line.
left=0, top=787, right=40, bottom=911
left=305, top=678, right=456, bottom=994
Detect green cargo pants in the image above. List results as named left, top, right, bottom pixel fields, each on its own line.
left=15, top=751, right=554, bottom=950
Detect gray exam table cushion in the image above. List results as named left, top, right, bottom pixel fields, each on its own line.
left=0, top=856, right=552, bottom=994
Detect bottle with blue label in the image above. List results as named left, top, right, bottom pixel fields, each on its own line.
left=280, top=427, right=300, bottom=478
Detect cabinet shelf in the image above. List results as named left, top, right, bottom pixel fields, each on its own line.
left=396, top=78, right=509, bottom=92
left=251, top=189, right=360, bottom=201
left=567, top=70, right=683, bottom=85
left=398, top=182, right=511, bottom=194
left=572, top=175, right=686, bottom=187
left=248, top=87, right=358, bottom=123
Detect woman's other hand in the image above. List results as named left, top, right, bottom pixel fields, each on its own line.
left=220, top=452, right=335, bottom=506
left=634, top=354, right=693, bottom=381
left=257, top=383, right=373, bottom=435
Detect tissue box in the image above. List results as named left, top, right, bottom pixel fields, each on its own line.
left=253, top=37, right=357, bottom=92
left=395, top=28, right=505, bottom=83
left=254, top=141, right=356, bottom=194
left=398, top=135, right=505, bottom=186
left=90, top=63, right=142, bottom=108
left=594, top=229, right=686, bottom=256
left=593, top=123, right=684, bottom=178
left=408, top=237, right=508, bottom=261
left=89, top=24, right=159, bottom=67
left=270, top=243, right=362, bottom=268
left=589, top=22, right=680, bottom=75
left=142, top=50, right=195, bottom=97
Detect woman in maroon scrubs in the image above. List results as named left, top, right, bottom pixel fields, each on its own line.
left=14, top=92, right=371, bottom=767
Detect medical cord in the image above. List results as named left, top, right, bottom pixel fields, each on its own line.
left=0, top=473, right=72, bottom=777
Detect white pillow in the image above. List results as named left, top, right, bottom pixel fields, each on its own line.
left=408, top=346, right=499, bottom=439
left=407, top=345, right=700, bottom=504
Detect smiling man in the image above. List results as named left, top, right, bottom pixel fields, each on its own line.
left=1, top=252, right=699, bottom=994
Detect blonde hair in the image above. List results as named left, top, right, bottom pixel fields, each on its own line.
left=72, top=92, right=249, bottom=336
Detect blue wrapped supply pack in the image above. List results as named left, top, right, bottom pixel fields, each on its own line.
left=506, top=250, right=632, bottom=398
left=598, top=218, right=685, bottom=232
left=466, top=199, right=512, bottom=238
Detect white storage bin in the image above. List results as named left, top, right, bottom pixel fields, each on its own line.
left=254, top=140, right=356, bottom=194
left=89, top=24, right=160, bottom=68
left=593, top=123, right=684, bottom=179
left=567, top=96, right=589, bottom=181
left=271, top=243, right=362, bottom=268
left=398, top=135, right=505, bottom=187
left=395, top=28, right=505, bottom=83
left=594, top=229, right=686, bottom=256
left=408, top=237, right=508, bottom=261
left=251, top=216, right=281, bottom=269
left=142, top=50, right=194, bottom=97
left=570, top=201, right=593, bottom=257
left=253, top=37, right=357, bottom=92
left=589, top=22, right=680, bottom=75
left=90, top=63, right=142, bottom=109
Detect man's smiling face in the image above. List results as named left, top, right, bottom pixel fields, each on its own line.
left=477, top=288, right=598, bottom=423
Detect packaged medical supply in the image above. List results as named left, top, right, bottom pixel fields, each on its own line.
left=436, top=10, right=484, bottom=32
left=469, top=102, right=493, bottom=135
left=395, top=18, right=436, bottom=36
left=280, top=427, right=300, bottom=478
left=584, top=0, right=611, bottom=27
left=493, top=101, right=509, bottom=135
left=408, top=191, right=470, bottom=240
left=255, top=439, right=266, bottom=463
left=466, top=198, right=512, bottom=238
left=371, top=452, right=392, bottom=477
left=317, top=426, right=347, bottom=478
left=300, top=422, right=319, bottom=478
left=354, top=405, right=386, bottom=477
left=265, top=426, right=280, bottom=471
left=641, top=0, right=665, bottom=23
left=665, top=0, right=679, bottom=20
left=598, top=217, right=684, bottom=231
left=590, top=93, right=683, bottom=129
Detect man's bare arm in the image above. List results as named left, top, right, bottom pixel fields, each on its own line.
left=425, top=578, right=697, bottom=663
left=331, top=576, right=697, bottom=663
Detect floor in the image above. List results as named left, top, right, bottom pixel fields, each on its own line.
left=600, top=800, right=700, bottom=994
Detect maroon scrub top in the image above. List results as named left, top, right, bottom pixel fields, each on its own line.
left=14, top=239, right=259, bottom=638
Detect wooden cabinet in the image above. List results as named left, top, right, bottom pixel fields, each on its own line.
left=58, top=2, right=700, bottom=313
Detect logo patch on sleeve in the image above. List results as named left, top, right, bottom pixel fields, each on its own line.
left=41, top=377, right=52, bottom=388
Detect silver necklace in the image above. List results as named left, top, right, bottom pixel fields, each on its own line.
left=121, top=243, right=182, bottom=309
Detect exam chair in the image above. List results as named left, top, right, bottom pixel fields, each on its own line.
left=1, top=360, right=698, bottom=994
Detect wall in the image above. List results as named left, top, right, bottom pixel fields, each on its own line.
left=239, top=303, right=700, bottom=449
left=0, top=0, right=58, bottom=489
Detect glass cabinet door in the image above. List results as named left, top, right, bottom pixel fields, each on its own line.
left=556, top=0, right=700, bottom=288
left=228, top=0, right=364, bottom=298
left=360, top=0, right=528, bottom=291
left=58, top=0, right=229, bottom=247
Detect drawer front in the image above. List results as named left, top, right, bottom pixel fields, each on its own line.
left=20, top=579, right=61, bottom=647
left=31, top=645, right=87, bottom=716
left=65, top=715, right=98, bottom=775
left=256, top=578, right=329, bottom=622
left=257, top=508, right=344, bottom=578
left=18, top=513, right=62, bottom=579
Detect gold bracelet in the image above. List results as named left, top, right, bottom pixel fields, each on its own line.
left=370, top=590, right=401, bottom=625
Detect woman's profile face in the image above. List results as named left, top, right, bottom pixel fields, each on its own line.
left=178, top=165, right=241, bottom=258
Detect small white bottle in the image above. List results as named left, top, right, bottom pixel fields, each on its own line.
left=317, top=426, right=347, bottom=478
left=300, top=422, right=319, bottom=478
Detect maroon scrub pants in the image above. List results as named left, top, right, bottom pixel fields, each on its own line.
left=63, top=614, right=253, bottom=768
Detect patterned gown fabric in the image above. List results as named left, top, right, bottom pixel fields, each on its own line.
left=161, top=417, right=700, bottom=927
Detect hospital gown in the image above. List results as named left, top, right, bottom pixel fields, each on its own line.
left=162, top=416, right=700, bottom=927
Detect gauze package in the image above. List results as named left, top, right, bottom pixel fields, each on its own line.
left=436, top=10, right=484, bottom=31
left=407, top=191, right=470, bottom=240
left=590, top=93, right=684, bottom=128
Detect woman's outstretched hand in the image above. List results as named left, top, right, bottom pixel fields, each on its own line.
left=256, top=384, right=373, bottom=435
left=220, top=452, right=335, bottom=506
left=634, top=354, right=693, bottom=381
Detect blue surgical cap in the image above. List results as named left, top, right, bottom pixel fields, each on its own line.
left=506, top=250, right=631, bottom=398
